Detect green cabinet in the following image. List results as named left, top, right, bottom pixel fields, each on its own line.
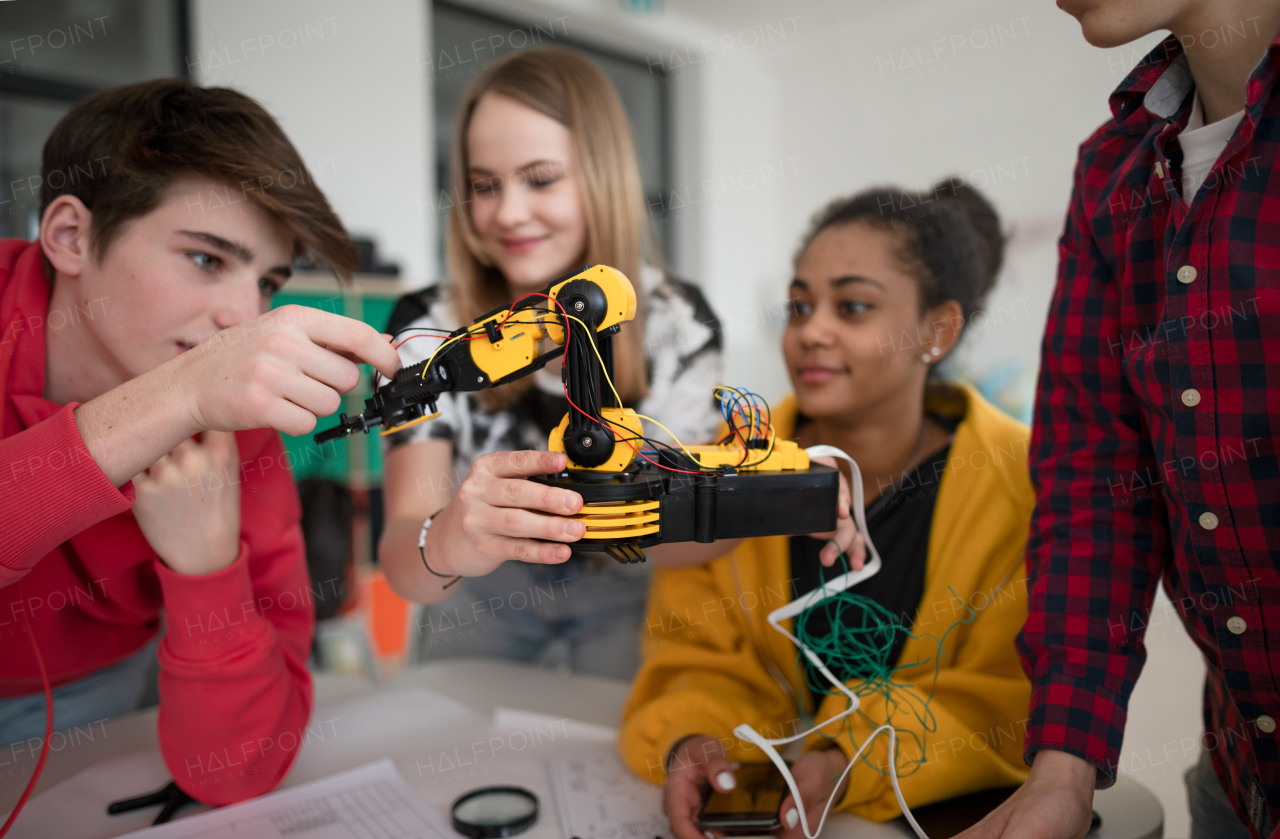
left=271, top=276, right=403, bottom=489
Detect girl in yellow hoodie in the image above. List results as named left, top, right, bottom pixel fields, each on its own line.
left=620, top=181, right=1035, bottom=839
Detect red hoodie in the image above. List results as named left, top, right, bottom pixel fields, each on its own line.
left=0, top=239, right=315, bottom=805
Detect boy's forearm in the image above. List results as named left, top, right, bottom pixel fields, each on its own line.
left=74, top=360, right=201, bottom=486
left=0, top=405, right=134, bottom=573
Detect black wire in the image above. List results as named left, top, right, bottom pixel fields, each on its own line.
left=596, top=413, right=711, bottom=473
left=419, top=542, right=461, bottom=589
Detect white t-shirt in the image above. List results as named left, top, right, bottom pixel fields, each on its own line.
left=1177, top=90, right=1245, bottom=201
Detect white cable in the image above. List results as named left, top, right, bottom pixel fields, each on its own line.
left=728, top=446, right=930, bottom=839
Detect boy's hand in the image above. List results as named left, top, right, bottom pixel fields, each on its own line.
left=133, top=431, right=242, bottom=576
left=178, top=305, right=400, bottom=437
left=953, top=750, right=1096, bottom=839
left=776, top=749, right=850, bottom=839
left=76, top=309, right=397, bottom=488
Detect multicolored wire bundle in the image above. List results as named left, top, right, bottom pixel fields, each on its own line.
left=379, top=295, right=776, bottom=476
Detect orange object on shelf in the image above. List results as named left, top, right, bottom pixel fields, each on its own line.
left=360, top=568, right=412, bottom=662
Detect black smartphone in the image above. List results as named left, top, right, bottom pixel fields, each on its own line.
left=696, top=762, right=787, bottom=834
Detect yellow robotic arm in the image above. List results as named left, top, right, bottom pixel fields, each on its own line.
left=315, top=265, right=838, bottom=563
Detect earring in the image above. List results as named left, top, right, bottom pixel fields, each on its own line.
left=919, top=346, right=940, bottom=364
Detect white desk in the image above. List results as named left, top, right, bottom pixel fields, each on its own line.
left=0, top=660, right=1161, bottom=839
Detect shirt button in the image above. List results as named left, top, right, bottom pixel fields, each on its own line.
left=1228, top=616, right=1248, bottom=634
left=1177, top=265, right=1198, bottom=284
left=1200, top=511, right=1220, bottom=530
left=1181, top=389, right=1202, bottom=407
left=1258, top=716, right=1277, bottom=734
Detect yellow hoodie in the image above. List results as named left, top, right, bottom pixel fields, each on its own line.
left=619, top=383, right=1035, bottom=821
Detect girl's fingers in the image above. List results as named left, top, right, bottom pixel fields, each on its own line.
left=484, top=471, right=582, bottom=516
left=779, top=795, right=801, bottom=833
left=666, top=798, right=707, bottom=839
left=703, top=753, right=736, bottom=793
left=479, top=449, right=568, bottom=480
left=474, top=452, right=583, bottom=513
left=812, top=456, right=852, bottom=518
left=489, top=536, right=572, bottom=565
left=491, top=508, right=585, bottom=543
left=819, top=539, right=837, bottom=567
left=850, top=531, right=867, bottom=570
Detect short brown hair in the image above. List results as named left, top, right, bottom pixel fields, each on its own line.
left=41, top=78, right=356, bottom=277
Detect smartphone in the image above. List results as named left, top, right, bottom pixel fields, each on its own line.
left=696, top=762, right=787, bottom=833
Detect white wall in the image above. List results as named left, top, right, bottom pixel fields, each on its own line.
left=190, top=0, right=433, bottom=281
left=649, top=0, right=1165, bottom=402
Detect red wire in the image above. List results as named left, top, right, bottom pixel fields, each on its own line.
left=562, top=394, right=706, bottom=476
left=497, top=291, right=557, bottom=330
left=393, top=332, right=476, bottom=351
left=379, top=330, right=483, bottom=390
left=0, top=581, right=54, bottom=838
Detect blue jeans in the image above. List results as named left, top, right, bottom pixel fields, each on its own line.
left=1187, top=746, right=1273, bottom=839
left=0, top=639, right=158, bottom=747
left=411, top=556, right=651, bottom=680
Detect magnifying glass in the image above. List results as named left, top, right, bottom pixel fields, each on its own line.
left=450, top=786, right=539, bottom=839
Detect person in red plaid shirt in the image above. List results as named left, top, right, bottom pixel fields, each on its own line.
left=959, top=3, right=1280, bottom=839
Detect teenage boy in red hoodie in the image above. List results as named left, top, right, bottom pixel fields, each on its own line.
left=959, top=2, right=1280, bottom=839
left=0, top=79, right=399, bottom=805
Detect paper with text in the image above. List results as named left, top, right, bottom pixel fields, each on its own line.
left=115, top=759, right=453, bottom=839
left=547, top=752, right=673, bottom=839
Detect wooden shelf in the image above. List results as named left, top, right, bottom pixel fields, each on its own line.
left=284, top=271, right=428, bottom=297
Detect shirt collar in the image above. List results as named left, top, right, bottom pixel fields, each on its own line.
left=1109, top=35, right=1193, bottom=122
left=1109, top=31, right=1280, bottom=124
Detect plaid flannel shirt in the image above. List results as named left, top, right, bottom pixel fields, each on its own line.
left=1019, top=34, right=1280, bottom=837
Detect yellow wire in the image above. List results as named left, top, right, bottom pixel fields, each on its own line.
left=409, top=304, right=715, bottom=468
left=380, top=412, right=440, bottom=436
left=419, top=332, right=469, bottom=380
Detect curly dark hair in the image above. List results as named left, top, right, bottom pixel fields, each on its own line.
left=796, top=178, right=1005, bottom=324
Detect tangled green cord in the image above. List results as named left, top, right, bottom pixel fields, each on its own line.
left=794, top=551, right=977, bottom=779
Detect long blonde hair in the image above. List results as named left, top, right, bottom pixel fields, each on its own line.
left=446, top=46, right=655, bottom=411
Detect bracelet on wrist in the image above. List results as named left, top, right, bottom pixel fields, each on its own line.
left=418, top=510, right=462, bottom=589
